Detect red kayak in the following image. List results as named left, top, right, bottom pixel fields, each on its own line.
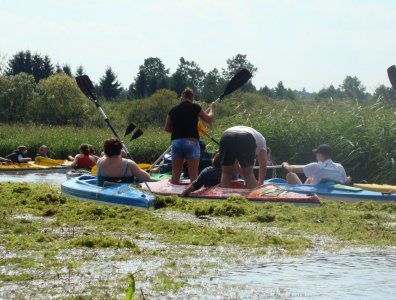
left=142, top=180, right=320, bottom=205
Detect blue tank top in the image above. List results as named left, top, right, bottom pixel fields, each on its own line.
left=97, top=159, right=134, bottom=186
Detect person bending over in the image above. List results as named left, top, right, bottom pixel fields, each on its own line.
left=220, top=126, right=267, bottom=189
left=164, top=87, right=216, bottom=184
left=282, top=144, right=347, bottom=184
left=96, top=137, right=150, bottom=186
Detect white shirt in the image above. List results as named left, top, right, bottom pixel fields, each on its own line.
left=224, top=126, right=267, bottom=155
left=303, top=159, right=347, bottom=185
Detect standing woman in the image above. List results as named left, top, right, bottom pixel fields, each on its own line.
left=165, top=88, right=216, bottom=184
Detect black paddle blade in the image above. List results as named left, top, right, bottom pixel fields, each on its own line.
left=75, top=75, right=98, bottom=100
left=387, top=65, right=396, bottom=91
left=220, top=68, right=252, bottom=99
left=124, top=123, right=137, bottom=137
left=130, top=129, right=143, bottom=141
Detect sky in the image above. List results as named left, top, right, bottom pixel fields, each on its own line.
left=1, top=0, right=395, bottom=93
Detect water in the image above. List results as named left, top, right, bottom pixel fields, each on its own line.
left=0, top=173, right=67, bottom=185
left=191, top=250, right=396, bottom=299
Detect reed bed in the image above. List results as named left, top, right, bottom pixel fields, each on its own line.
left=1, top=92, right=395, bottom=183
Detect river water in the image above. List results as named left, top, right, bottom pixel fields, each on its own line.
left=0, top=173, right=67, bottom=185
left=187, top=249, right=396, bottom=299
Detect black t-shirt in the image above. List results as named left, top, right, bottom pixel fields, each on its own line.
left=168, top=101, right=202, bottom=140
left=192, top=166, right=222, bottom=189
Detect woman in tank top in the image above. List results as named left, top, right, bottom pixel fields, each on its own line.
left=70, top=144, right=96, bottom=170
left=96, top=137, right=150, bottom=186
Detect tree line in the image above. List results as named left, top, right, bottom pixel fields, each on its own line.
left=1, top=50, right=396, bottom=104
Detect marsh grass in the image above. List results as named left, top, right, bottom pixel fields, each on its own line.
left=0, top=182, right=395, bottom=298
left=1, top=92, right=396, bottom=182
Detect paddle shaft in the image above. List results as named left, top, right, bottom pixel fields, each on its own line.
left=93, top=100, right=135, bottom=161
left=147, top=145, right=172, bottom=172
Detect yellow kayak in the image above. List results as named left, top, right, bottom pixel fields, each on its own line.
left=34, top=156, right=72, bottom=167
left=0, top=160, right=72, bottom=174
left=353, top=183, right=396, bottom=194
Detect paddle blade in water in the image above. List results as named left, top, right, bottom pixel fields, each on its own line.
left=220, top=68, right=252, bottom=99
left=76, top=75, right=97, bottom=100
left=387, top=65, right=396, bottom=91
left=130, top=129, right=143, bottom=141
left=124, top=123, right=136, bottom=137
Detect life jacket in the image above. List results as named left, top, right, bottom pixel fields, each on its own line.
left=6, top=151, right=25, bottom=163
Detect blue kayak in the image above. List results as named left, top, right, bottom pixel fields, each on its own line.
left=61, top=175, right=155, bottom=209
left=264, top=178, right=396, bottom=202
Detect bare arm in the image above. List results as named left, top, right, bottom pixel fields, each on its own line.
left=181, top=184, right=197, bottom=197
left=257, top=149, right=267, bottom=183
left=233, top=161, right=243, bottom=178
left=70, top=154, right=82, bottom=168
left=18, top=157, right=32, bottom=163
left=282, top=162, right=304, bottom=173
left=129, top=160, right=151, bottom=182
left=164, top=115, right=172, bottom=133
left=199, top=103, right=216, bottom=124
left=0, top=157, right=11, bottom=163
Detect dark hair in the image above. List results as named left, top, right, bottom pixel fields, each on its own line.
left=104, top=138, right=122, bottom=157
left=78, top=144, right=90, bottom=156
left=181, top=88, right=194, bottom=101
left=89, top=145, right=97, bottom=155
left=313, top=144, right=333, bottom=158
left=212, top=150, right=220, bottom=168
left=18, top=145, right=27, bottom=151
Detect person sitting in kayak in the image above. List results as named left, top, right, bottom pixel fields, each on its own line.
left=0, top=157, right=12, bottom=165
left=6, top=145, right=32, bottom=163
left=220, top=126, right=267, bottom=188
left=89, top=145, right=100, bottom=163
left=96, top=137, right=150, bottom=186
left=36, top=145, right=49, bottom=158
left=164, top=87, right=216, bottom=184
left=70, top=144, right=96, bottom=170
left=282, top=144, right=347, bottom=184
left=181, top=151, right=222, bottom=197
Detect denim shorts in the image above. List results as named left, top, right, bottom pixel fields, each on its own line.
left=172, top=139, right=200, bottom=160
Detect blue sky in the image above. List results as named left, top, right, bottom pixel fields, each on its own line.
left=1, top=0, right=395, bottom=92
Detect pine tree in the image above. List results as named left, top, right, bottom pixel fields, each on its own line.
left=99, top=67, right=122, bottom=100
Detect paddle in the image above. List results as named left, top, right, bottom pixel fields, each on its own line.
left=130, top=128, right=143, bottom=142
left=198, top=120, right=219, bottom=145
left=212, top=68, right=252, bottom=106
left=75, top=75, right=135, bottom=161
left=124, top=123, right=136, bottom=137
left=387, top=65, right=396, bottom=91
left=148, top=69, right=252, bottom=172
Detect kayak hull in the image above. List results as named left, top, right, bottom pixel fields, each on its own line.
left=61, top=175, right=155, bottom=209
left=142, top=179, right=320, bottom=205
left=265, top=178, right=396, bottom=203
